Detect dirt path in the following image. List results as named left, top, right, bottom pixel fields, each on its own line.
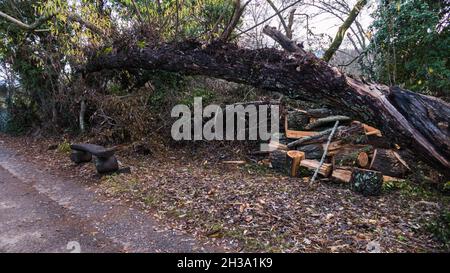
left=0, top=145, right=215, bottom=253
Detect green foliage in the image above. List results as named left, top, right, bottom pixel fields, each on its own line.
left=382, top=178, right=434, bottom=198
left=3, top=95, right=39, bottom=135
left=57, top=139, right=72, bottom=154
left=178, top=87, right=216, bottom=107
left=147, top=71, right=185, bottom=108
left=427, top=210, right=450, bottom=248
left=443, top=181, right=450, bottom=193
left=368, top=0, right=449, bottom=98
left=115, top=0, right=234, bottom=40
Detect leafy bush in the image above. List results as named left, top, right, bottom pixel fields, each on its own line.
left=3, top=96, right=39, bottom=135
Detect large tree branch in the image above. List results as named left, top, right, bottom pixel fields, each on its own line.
left=67, top=14, right=106, bottom=36
left=322, top=0, right=367, bottom=62
left=266, top=0, right=292, bottom=39
left=84, top=29, right=450, bottom=176
left=0, top=10, right=105, bottom=35
left=0, top=10, right=54, bottom=31
left=220, top=0, right=251, bottom=41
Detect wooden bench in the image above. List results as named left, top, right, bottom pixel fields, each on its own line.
left=70, top=143, right=119, bottom=174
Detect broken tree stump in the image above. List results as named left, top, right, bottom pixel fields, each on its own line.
left=350, top=168, right=383, bottom=196
left=369, top=149, right=410, bottom=177
left=299, top=159, right=332, bottom=177
left=287, top=150, right=305, bottom=177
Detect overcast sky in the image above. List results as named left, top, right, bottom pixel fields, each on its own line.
left=239, top=0, right=376, bottom=51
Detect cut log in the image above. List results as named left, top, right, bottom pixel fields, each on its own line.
left=304, top=115, right=351, bottom=130
left=270, top=150, right=288, bottom=174
left=306, top=108, right=333, bottom=118
left=369, top=149, right=410, bottom=177
left=286, top=110, right=309, bottom=130
left=383, top=175, right=406, bottom=183
left=350, top=168, right=383, bottom=196
left=287, top=128, right=337, bottom=148
left=284, top=115, right=318, bottom=139
left=357, top=152, right=369, bottom=168
left=332, top=145, right=373, bottom=168
left=85, top=27, right=450, bottom=176
left=325, top=141, right=344, bottom=155
left=285, top=130, right=319, bottom=139
left=297, top=144, right=323, bottom=159
left=367, top=134, right=392, bottom=149
left=287, top=123, right=366, bottom=149
left=331, top=167, right=353, bottom=183
left=363, top=124, right=382, bottom=137
left=268, top=140, right=288, bottom=151
left=287, top=150, right=305, bottom=177
left=333, top=170, right=405, bottom=185
left=299, top=159, right=332, bottom=177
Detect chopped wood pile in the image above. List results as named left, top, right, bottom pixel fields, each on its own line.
left=268, top=108, right=411, bottom=196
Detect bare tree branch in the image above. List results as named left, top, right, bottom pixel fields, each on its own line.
left=322, top=0, right=367, bottom=62
left=220, top=0, right=251, bottom=41
left=266, top=0, right=292, bottom=39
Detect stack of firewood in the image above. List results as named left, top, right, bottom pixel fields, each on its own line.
left=269, top=108, right=411, bottom=196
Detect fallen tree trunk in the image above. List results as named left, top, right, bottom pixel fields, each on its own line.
left=84, top=28, right=450, bottom=176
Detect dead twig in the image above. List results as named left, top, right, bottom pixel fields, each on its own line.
left=310, top=121, right=339, bottom=185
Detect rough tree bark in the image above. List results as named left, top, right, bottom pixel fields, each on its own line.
left=84, top=27, right=450, bottom=176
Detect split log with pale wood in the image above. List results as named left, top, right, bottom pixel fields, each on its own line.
left=287, top=151, right=305, bottom=177
left=299, top=159, right=333, bottom=177
left=331, top=167, right=353, bottom=183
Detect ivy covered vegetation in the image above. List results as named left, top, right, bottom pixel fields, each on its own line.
left=368, top=0, right=449, bottom=98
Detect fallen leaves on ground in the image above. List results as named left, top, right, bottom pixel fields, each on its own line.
left=1, top=134, right=448, bottom=253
